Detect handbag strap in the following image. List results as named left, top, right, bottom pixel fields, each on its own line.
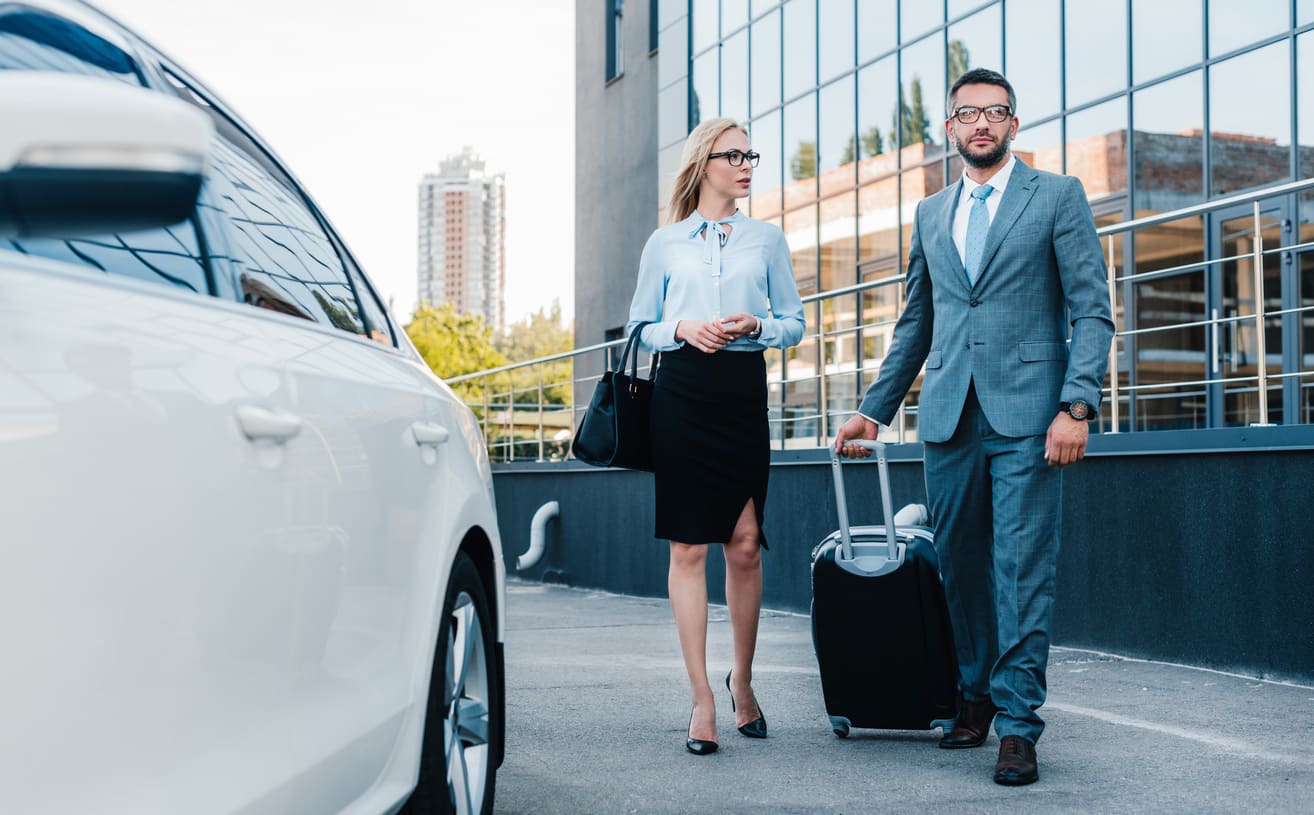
left=621, top=321, right=658, bottom=382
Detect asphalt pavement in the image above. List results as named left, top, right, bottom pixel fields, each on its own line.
left=494, top=579, right=1314, bottom=814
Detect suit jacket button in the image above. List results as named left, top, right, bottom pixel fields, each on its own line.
left=969, top=299, right=980, bottom=307
left=965, top=342, right=972, bottom=349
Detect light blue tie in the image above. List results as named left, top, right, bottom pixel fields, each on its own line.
left=689, top=213, right=736, bottom=319
left=964, top=184, right=994, bottom=287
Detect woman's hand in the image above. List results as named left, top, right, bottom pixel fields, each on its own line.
left=718, top=312, right=761, bottom=341
left=675, top=320, right=736, bottom=353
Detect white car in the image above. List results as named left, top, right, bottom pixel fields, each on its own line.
left=0, top=3, right=505, bottom=814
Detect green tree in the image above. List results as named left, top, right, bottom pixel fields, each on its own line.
left=840, top=126, right=887, bottom=165
left=893, top=75, right=933, bottom=149
left=948, top=40, right=972, bottom=88
left=495, top=300, right=573, bottom=405
left=405, top=302, right=507, bottom=402
left=790, top=140, right=817, bottom=180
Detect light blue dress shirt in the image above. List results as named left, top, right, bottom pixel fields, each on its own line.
left=626, top=209, right=807, bottom=353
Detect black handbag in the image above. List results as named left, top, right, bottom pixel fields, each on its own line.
left=571, top=321, right=658, bottom=471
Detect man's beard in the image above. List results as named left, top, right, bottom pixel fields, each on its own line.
left=955, top=132, right=1011, bottom=169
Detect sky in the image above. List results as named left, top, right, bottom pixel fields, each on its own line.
left=96, top=0, right=575, bottom=326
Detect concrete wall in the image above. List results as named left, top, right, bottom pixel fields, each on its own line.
left=492, top=427, right=1314, bottom=681
left=574, top=0, right=661, bottom=352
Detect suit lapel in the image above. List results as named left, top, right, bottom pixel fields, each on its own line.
left=935, top=180, right=968, bottom=294
left=972, top=160, right=1039, bottom=291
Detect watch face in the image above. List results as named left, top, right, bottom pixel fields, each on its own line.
left=1069, top=401, right=1090, bottom=420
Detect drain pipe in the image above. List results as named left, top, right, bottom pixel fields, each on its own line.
left=516, top=500, right=559, bottom=571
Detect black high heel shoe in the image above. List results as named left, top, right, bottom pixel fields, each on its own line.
left=686, top=708, right=719, bottom=755
left=726, top=672, right=768, bottom=738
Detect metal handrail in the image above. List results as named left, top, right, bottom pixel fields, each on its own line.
left=456, top=175, right=1314, bottom=458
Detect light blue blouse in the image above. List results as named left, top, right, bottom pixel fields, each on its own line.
left=626, top=209, right=807, bottom=353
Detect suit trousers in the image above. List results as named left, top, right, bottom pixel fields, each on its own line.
left=923, top=382, right=1061, bottom=744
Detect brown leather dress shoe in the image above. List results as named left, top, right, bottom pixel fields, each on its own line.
left=938, top=695, right=998, bottom=749
left=993, top=735, right=1039, bottom=785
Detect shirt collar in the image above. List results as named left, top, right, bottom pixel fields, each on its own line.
left=960, top=153, right=1016, bottom=199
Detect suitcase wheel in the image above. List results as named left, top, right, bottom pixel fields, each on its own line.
left=829, top=715, right=851, bottom=738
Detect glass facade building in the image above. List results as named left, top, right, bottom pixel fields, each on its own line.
left=653, top=0, right=1314, bottom=440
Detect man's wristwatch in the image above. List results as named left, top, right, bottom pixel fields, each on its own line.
left=1060, top=400, right=1092, bottom=421
left=747, top=317, right=763, bottom=340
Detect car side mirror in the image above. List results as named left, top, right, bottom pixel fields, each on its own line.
left=0, top=71, right=213, bottom=238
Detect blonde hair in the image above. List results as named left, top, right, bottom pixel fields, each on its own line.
left=665, top=117, right=749, bottom=224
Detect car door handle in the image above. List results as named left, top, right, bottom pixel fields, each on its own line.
left=412, top=421, right=450, bottom=447
left=235, top=405, right=303, bottom=443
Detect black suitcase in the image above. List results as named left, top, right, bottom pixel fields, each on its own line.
left=810, top=439, right=959, bottom=737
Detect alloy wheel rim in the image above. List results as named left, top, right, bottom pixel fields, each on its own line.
left=444, top=592, right=490, bottom=815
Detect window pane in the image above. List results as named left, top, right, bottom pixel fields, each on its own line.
left=1299, top=32, right=1314, bottom=180
left=208, top=140, right=363, bottom=334
left=819, top=74, right=856, bottom=184
left=899, top=34, right=946, bottom=156
left=858, top=0, right=897, bottom=63
left=1066, top=97, right=1129, bottom=203
left=1066, top=0, right=1127, bottom=107
left=751, top=9, right=781, bottom=115
left=1209, top=41, right=1291, bottom=196
left=1219, top=210, right=1284, bottom=425
left=1208, top=0, right=1289, bottom=58
left=693, top=0, right=719, bottom=55
left=722, top=0, right=749, bottom=33
left=7, top=221, right=207, bottom=294
left=858, top=174, right=900, bottom=269
left=900, top=0, right=942, bottom=43
left=947, top=5, right=1001, bottom=88
left=949, top=0, right=986, bottom=17
left=1133, top=71, right=1203, bottom=215
left=819, top=0, right=855, bottom=82
left=1132, top=0, right=1202, bottom=84
left=902, top=162, right=946, bottom=267
left=857, top=54, right=899, bottom=181
left=692, top=48, right=719, bottom=125
left=1133, top=271, right=1207, bottom=430
left=723, top=30, right=749, bottom=123
left=659, top=81, right=689, bottom=146
left=347, top=264, right=394, bottom=346
left=784, top=204, right=819, bottom=294
left=1303, top=0, right=1314, bottom=25
left=1011, top=119, right=1062, bottom=175
left=783, top=0, right=817, bottom=100
left=748, top=109, right=784, bottom=217
left=658, top=15, right=689, bottom=89
left=1299, top=243, right=1314, bottom=423
left=1006, top=0, right=1060, bottom=121
left=820, top=191, right=857, bottom=291
left=784, top=93, right=819, bottom=207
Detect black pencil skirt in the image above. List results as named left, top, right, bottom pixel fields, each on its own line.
left=650, top=345, right=769, bottom=547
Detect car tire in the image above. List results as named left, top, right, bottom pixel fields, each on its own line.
left=404, top=552, right=500, bottom=815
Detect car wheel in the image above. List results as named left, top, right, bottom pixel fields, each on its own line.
left=405, top=552, right=499, bottom=815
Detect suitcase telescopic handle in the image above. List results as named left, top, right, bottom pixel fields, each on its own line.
left=829, top=439, right=898, bottom=562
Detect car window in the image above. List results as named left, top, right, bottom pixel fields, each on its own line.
left=0, top=9, right=143, bottom=83
left=204, top=138, right=367, bottom=335
left=5, top=224, right=208, bottom=294
left=345, top=259, right=396, bottom=346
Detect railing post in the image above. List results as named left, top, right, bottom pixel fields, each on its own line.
left=817, top=300, right=827, bottom=446
left=482, top=378, right=490, bottom=457
left=1107, top=234, right=1120, bottom=434
left=1252, top=200, right=1272, bottom=426
left=506, top=373, right=515, bottom=462
left=536, top=365, right=545, bottom=462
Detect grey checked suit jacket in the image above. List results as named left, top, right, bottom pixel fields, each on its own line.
left=859, top=160, right=1115, bottom=443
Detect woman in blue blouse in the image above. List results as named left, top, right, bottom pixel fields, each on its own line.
left=627, top=117, right=805, bottom=755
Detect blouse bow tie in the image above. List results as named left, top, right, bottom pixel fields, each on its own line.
left=689, top=214, right=736, bottom=269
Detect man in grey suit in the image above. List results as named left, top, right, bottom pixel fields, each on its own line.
left=834, top=68, right=1114, bottom=786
